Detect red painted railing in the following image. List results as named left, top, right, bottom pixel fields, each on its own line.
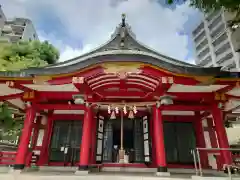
left=0, top=151, right=16, bottom=165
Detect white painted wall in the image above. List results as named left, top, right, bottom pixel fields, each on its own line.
left=226, top=125, right=240, bottom=145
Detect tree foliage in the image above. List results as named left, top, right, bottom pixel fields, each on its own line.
left=0, top=40, right=59, bottom=140
left=0, top=103, right=23, bottom=140
left=168, top=0, right=240, bottom=26
left=0, top=40, right=59, bottom=71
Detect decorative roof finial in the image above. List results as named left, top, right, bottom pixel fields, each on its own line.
left=121, top=13, right=126, bottom=27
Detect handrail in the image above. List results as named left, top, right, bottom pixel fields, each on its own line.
left=197, top=148, right=240, bottom=151
left=192, top=147, right=240, bottom=177
left=223, top=164, right=240, bottom=180
left=191, top=149, right=199, bottom=175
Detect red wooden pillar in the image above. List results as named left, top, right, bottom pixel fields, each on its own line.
left=14, top=105, right=36, bottom=170
left=212, top=104, right=232, bottom=166
left=78, top=106, right=93, bottom=171
left=38, top=114, right=54, bottom=165
left=194, top=112, right=208, bottom=168
left=152, top=106, right=168, bottom=173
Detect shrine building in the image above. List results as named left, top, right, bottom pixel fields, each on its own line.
left=0, top=14, right=240, bottom=175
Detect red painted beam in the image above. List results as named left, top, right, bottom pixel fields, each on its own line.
left=36, top=91, right=101, bottom=102
left=145, top=83, right=172, bottom=100
left=159, top=104, right=210, bottom=111
left=34, top=104, right=86, bottom=110
left=12, top=83, right=33, bottom=92
left=48, top=66, right=104, bottom=85
left=0, top=93, right=23, bottom=101
left=95, top=83, right=152, bottom=92
left=73, top=82, right=102, bottom=100
left=52, top=114, right=84, bottom=120
left=200, top=111, right=211, bottom=119
left=227, top=94, right=240, bottom=99
left=34, top=91, right=217, bottom=102
left=215, top=80, right=239, bottom=85
left=36, top=91, right=79, bottom=100
left=141, top=66, right=199, bottom=85
left=119, top=79, right=126, bottom=90
left=216, top=84, right=236, bottom=93
left=88, top=75, right=158, bottom=89
left=141, top=66, right=171, bottom=78
left=99, top=91, right=146, bottom=97
left=91, top=79, right=156, bottom=91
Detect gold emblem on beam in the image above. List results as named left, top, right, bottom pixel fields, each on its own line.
left=236, top=82, right=240, bottom=87
left=195, top=76, right=215, bottom=85
left=33, top=76, right=51, bottom=85
left=214, top=93, right=226, bottom=101
left=161, top=77, right=174, bottom=84
left=102, top=62, right=142, bottom=79
left=72, top=77, right=84, bottom=84
left=23, top=91, right=35, bottom=100
left=6, top=81, right=15, bottom=87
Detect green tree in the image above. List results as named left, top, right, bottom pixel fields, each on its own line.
left=168, top=0, right=240, bottom=27
left=0, top=40, right=59, bottom=140
left=0, top=103, right=23, bottom=141
left=0, top=40, right=59, bottom=71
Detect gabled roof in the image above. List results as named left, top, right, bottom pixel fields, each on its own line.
left=46, top=14, right=196, bottom=69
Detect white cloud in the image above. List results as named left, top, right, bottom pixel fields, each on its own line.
left=0, top=0, right=200, bottom=63
left=59, top=45, right=95, bottom=62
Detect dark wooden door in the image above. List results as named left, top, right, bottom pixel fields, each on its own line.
left=163, top=122, right=196, bottom=164
left=49, top=120, right=83, bottom=165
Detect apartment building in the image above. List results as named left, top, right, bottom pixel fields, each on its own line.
left=192, top=10, right=240, bottom=71
left=0, top=5, right=6, bottom=32
left=0, top=17, right=38, bottom=43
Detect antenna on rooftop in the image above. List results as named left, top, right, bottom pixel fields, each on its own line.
left=121, top=13, right=126, bottom=27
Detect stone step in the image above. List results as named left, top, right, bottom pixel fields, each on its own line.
left=1, top=165, right=234, bottom=180
left=38, top=166, right=225, bottom=176
left=0, top=172, right=240, bottom=180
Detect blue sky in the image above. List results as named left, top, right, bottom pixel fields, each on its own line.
left=0, top=0, right=203, bottom=63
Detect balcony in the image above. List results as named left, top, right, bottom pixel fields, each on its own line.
left=214, top=38, right=229, bottom=52
left=11, top=25, right=25, bottom=34
left=193, top=25, right=205, bottom=38
left=195, top=36, right=208, bottom=48
left=1, top=25, right=12, bottom=33
left=198, top=51, right=211, bottom=63
left=5, top=18, right=26, bottom=27
left=196, top=55, right=212, bottom=66
left=212, top=32, right=228, bottom=47
left=216, top=48, right=233, bottom=64
left=206, top=10, right=222, bottom=24
left=194, top=31, right=206, bottom=44
left=1, top=32, right=22, bottom=42
left=210, top=24, right=226, bottom=40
